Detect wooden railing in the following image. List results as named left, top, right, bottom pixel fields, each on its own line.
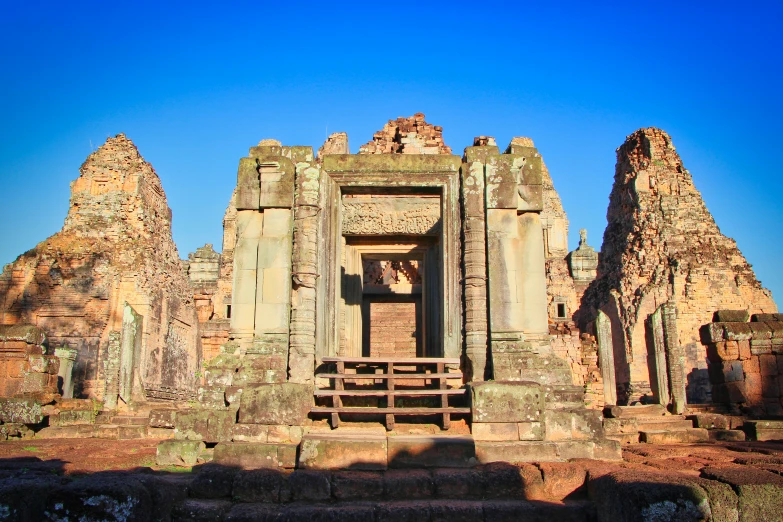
left=312, top=356, right=469, bottom=431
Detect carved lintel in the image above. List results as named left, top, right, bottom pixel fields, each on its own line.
left=342, top=198, right=441, bottom=235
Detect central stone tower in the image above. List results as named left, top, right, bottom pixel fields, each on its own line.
left=220, top=114, right=616, bottom=462
left=228, top=114, right=568, bottom=384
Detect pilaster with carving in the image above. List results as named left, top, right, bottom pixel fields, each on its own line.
left=289, top=158, right=321, bottom=383
left=461, top=156, right=488, bottom=381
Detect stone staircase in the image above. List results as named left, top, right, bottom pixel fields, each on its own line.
left=604, top=404, right=748, bottom=443
left=35, top=399, right=163, bottom=440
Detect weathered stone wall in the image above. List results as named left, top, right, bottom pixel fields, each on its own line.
left=0, top=134, right=199, bottom=402
left=581, top=128, right=777, bottom=404
left=317, top=132, right=349, bottom=158
left=0, top=325, right=59, bottom=398
left=703, top=312, right=783, bottom=416
left=359, top=113, right=451, bottom=155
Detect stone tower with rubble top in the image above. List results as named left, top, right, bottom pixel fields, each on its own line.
left=0, top=134, right=199, bottom=404
left=580, top=127, right=776, bottom=407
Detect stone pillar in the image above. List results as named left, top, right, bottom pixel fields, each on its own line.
left=289, top=154, right=321, bottom=383
left=662, top=302, right=686, bottom=414
left=517, top=212, right=548, bottom=342
left=461, top=154, right=489, bottom=381
left=54, top=346, right=77, bottom=398
left=648, top=307, right=670, bottom=406
left=595, top=311, right=618, bottom=406
left=103, top=331, right=121, bottom=409
left=484, top=154, right=530, bottom=379
left=230, top=210, right=263, bottom=346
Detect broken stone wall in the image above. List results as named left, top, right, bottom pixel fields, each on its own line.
left=703, top=312, right=783, bottom=416
left=0, top=134, right=199, bottom=402
left=581, top=128, right=777, bottom=405
left=359, top=113, right=451, bottom=155
left=0, top=325, right=59, bottom=398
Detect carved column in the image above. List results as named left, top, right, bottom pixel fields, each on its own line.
left=289, top=162, right=321, bottom=383
left=461, top=159, right=488, bottom=381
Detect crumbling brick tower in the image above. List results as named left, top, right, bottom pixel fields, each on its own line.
left=0, top=134, right=199, bottom=404
left=581, top=128, right=776, bottom=407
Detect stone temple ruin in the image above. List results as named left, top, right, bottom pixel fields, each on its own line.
left=0, top=114, right=781, bottom=467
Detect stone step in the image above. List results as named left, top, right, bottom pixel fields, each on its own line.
left=636, top=419, right=694, bottom=432
left=686, top=413, right=730, bottom=430
left=93, top=424, right=147, bottom=440
left=604, top=404, right=666, bottom=418
left=110, top=415, right=149, bottom=426
left=639, top=428, right=709, bottom=444
left=707, top=429, right=746, bottom=442
left=605, top=433, right=640, bottom=444
left=173, top=499, right=596, bottom=521
left=745, top=420, right=783, bottom=441
left=603, top=416, right=693, bottom=435
left=35, top=425, right=95, bottom=439
left=685, top=403, right=731, bottom=415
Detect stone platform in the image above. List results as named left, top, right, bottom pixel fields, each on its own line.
left=0, top=438, right=782, bottom=521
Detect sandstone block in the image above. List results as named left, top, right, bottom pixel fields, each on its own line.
left=738, top=340, right=752, bottom=360
left=742, top=357, right=760, bottom=375
left=538, top=462, right=587, bottom=500
left=383, top=469, right=434, bottom=500
left=267, top=425, right=303, bottom=444
left=212, top=442, right=296, bottom=469
left=470, top=381, right=544, bottom=423
left=432, top=468, right=485, bottom=499
left=45, top=475, right=153, bottom=522
left=708, top=429, right=746, bottom=441
left=174, top=409, right=235, bottom=443
left=517, top=421, right=545, bottom=441
left=760, top=354, right=778, bottom=375
left=590, top=469, right=714, bottom=522
left=288, top=470, right=331, bottom=501
left=331, top=471, right=384, bottom=500
left=687, top=413, right=729, bottom=430
left=299, top=434, right=387, bottom=470
left=387, top=435, right=477, bottom=468
left=190, top=465, right=238, bottom=499
left=52, top=409, right=95, bottom=426
left=0, top=398, right=43, bottom=424
left=475, top=441, right=560, bottom=463
left=543, top=411, right=574, bottom=441
left=762, top=375, right=780, bottom=398
left=238, top=383, right=312, bottom=425
left=148, top=409, right=177, bottom=429
left=701, top=465, right=783, bottom=521
left=722, top=360, right=744, bottom=382
left=156, top=440, right=206, bottom=467
left=172, top=499, right=233, bottom=521
left=232, top=469, right=285, bottom=503
left=714, top=310, right=750, bottom=322
left=232, top=423, right=268, bottom=442
left=471, top=422, right=519, bottom=441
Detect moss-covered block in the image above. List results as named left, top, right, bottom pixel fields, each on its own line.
left=238, top=383, right=313, bottom=425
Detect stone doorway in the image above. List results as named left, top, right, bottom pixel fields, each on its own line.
left=361, top=259, right=423, bottom=357
left=340, top=240, right=441, bottom=358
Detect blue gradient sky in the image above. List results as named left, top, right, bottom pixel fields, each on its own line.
left=1, top=1, right=781, bottom=305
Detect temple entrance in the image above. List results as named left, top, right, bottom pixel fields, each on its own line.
left=340, top=238, right=441, bottom=358
left=361, top=259, right=423, bottom=357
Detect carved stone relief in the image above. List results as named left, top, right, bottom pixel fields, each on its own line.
left=342, top=198, right=440, bottom=235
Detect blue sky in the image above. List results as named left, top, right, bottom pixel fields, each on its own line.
left=1, top=1, right=781, bottom=305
